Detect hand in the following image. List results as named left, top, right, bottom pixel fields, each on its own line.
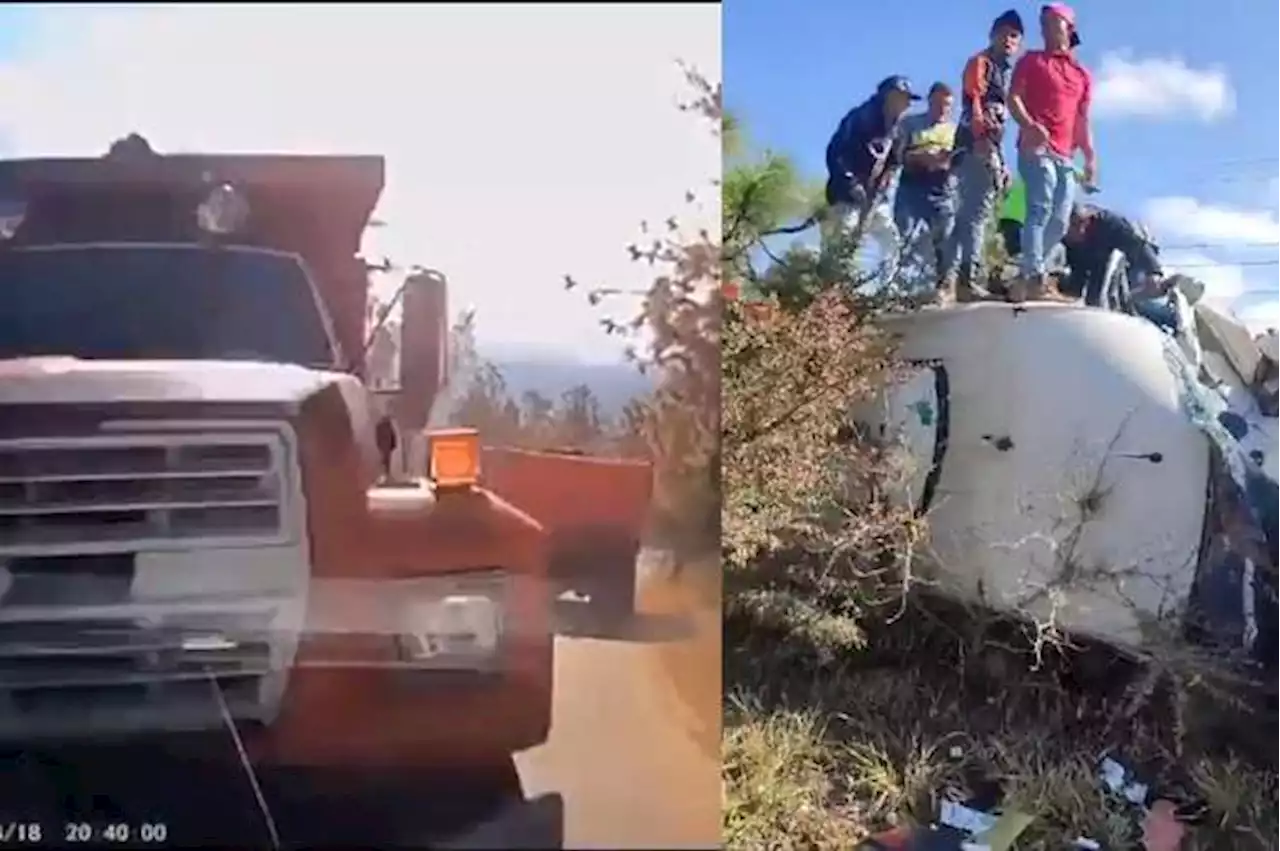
left=1081, top=156, right=1099, bottom=190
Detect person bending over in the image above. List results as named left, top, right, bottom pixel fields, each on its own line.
left=822, top=75, right=919, bottom=280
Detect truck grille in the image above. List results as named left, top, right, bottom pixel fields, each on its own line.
left=0, top=433, right=292, bottom=554
left=0, top=606, right=289, bottom=732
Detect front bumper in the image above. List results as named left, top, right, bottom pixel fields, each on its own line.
left=248, top=640, right=554, bottom=769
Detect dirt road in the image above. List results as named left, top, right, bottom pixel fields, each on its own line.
left=517, top=626, right=720, bottom=849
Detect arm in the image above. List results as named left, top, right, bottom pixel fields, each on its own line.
left=1113, top=216, right=1163, bottom=287
left=962, top=54, right=992, bottom=138
left=1075, top=69, right=1096, bottom=162
left=1007, top=56, right=1038, bottom=130
left=836, top=107, right=881, bottom=180
left=1062, top=242, right=1092, bottom=298
left=828, top=111, right=857, bottom=176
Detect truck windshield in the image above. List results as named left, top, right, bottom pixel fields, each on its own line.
left=0, top=244, right=338, bottom=367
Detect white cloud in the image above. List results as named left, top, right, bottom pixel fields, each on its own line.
left=0, top=5, right=721, bottom=363
left=1142, top=201, right=1278, bottom=331
left=1235, top=298, right=1279, bottom=334
left=1093, top=53, right=1235, bottom=122
left=1142, top=197, right=1280, bottom=246
left=1161, top=250, right=1249, bottom=303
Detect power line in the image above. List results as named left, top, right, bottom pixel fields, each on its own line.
left=1162, top=242, right=1278, bottom=251
left=1168, top=259, right=1280, bottom=269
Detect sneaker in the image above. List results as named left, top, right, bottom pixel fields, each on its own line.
left=1005, top=276, right=1030, bottom=304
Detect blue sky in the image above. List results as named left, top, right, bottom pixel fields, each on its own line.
left=725, top=0, right=1280, bottom=329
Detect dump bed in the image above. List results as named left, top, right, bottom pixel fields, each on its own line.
left=0, top=151, right=385, bottom=367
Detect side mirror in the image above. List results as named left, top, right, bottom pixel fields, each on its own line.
left=398, top=268, right=450, bottom=432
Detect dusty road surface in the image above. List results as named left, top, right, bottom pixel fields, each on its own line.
left=516, top=625, right=720, bottom=848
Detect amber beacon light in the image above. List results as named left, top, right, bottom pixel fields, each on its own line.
left=428, top=428, right=481, bottom=489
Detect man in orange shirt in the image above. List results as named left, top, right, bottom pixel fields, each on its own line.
left=937, top=9, right=1024, bottom=304
left=1007, top=3, right=1098, bottom=302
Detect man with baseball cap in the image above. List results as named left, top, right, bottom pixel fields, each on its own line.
left=1007, top=3, right=1098, bottom=303
left=936, top=9, right=1025, bottom=305
left=822, top=75, right=921, bottom=280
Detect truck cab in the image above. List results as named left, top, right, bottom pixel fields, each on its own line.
left=0, top=139, right=558, bottom=844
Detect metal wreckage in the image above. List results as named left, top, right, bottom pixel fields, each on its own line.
left=855, top=276, right=1277, bottom=679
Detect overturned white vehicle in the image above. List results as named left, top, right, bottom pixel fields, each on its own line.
left=859, top=298, right=1277, bottom=673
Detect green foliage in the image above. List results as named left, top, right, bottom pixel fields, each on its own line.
left=720, top=113, right=920, bottom=576
left=722, top=108, right=826, bottom=289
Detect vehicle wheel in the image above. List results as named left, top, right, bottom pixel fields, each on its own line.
left=590, top=567, right=637, bottom=622
left=260, top=757, right=528, bottom=848
left=549, top=526, right=640, bottom=626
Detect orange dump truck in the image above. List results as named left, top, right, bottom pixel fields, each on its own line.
left=0, top=139, right=561, bottom=844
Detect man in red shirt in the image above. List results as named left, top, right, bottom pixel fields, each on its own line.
left=1006, top=3, right=1097, bottom=302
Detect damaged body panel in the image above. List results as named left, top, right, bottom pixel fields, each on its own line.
left=860, top=302, right=1277, bottom=669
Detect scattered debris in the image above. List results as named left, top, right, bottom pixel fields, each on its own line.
left=1099, top=756, right=1150, bottom=806
left=858, top=798, right=1033, bottom=850
left=860, top=756, right=1204, bottom=851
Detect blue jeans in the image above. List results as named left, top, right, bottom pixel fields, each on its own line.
left=1132, top=295, right=1180, bottom=333
left=1018, top=149, right=1077, bottom=277
left=940, top=152, right=997, bottom=287
left=893, top=180, right=955, bottom=275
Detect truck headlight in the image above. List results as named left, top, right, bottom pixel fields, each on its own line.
left=396, top=571, right=506, bottom=668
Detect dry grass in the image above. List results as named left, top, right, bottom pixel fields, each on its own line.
left=723, top=580, right=1279, bottom=851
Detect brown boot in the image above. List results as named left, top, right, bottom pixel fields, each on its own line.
left=1030, top=273, right=1074, bottom=302
left=956, top=279, right=984, bottom=303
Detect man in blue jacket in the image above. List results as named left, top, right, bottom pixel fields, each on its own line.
left=822, top=76, right=920, bottom=281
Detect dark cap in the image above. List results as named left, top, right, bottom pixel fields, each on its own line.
left=990, top=9, right=1025, bottom=36
left=876, top=75, right=922, bottom=101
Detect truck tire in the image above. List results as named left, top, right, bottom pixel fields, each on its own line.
left=549, top=525, right=640, bottom=626
left=590, top=565, right=637, bottom=623
left=262, top=757, right=530, bottom=848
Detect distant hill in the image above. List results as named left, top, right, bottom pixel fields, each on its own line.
left=481, top=348, right=654, bottom=416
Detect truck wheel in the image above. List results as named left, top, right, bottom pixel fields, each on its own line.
left=260, top=757, right=530, bottom=848
left=436, top=760, right=565, bottom=850
left=591, top=567, right=637, bottom=622
left=549, top=526, right=640, bottom=627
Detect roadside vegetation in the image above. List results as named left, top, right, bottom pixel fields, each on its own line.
left=719, top=113, right=1277, bottom=850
